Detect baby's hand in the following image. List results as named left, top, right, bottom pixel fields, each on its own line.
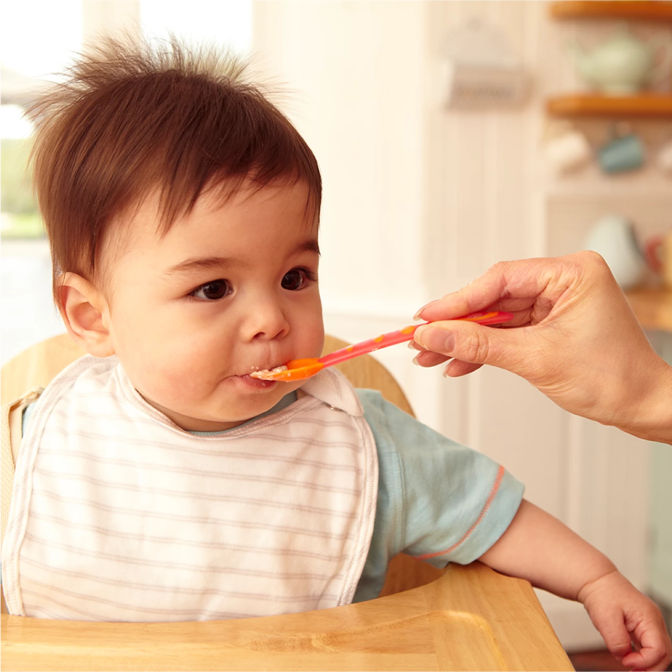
left=578, top=569, right=672, bottom=671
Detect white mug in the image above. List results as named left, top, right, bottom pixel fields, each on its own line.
left=584, top=214, right=647, bottom=289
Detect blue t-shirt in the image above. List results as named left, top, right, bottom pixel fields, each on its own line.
left=352, top=389, right=523, bottom=601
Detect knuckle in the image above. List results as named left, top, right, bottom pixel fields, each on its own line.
left=579, top=249, right=609, bottom=273
left=460, top=330, right=490, bottom=364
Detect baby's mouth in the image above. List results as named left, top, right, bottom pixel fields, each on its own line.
left=249, top=364, right=288, bottom=380
left=232, top=368, right=279, bottom=388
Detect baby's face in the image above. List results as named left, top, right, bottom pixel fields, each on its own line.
left=98, top=180, right=324, bottom=431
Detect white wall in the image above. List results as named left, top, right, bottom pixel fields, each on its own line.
left=253, top=1, right=428, bottom=317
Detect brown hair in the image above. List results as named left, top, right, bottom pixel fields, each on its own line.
left=28, top=36, right=322, bottom=297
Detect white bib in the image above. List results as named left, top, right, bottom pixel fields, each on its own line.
left=2, top=356, right=378, bottom=621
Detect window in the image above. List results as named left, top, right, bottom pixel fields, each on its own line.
left=1, top=0, right=82, bottom=240
left=1, top=0, right=252, bottom=363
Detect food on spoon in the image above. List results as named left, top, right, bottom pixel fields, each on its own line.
left=250, top=365, right=288, bottom=380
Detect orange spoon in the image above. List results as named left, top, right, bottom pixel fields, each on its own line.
left=250, top=310, right=512, bottom=382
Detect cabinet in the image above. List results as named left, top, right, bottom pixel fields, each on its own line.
left=546, top=1, right=672, bottom=332
left=544, top=2, right=672, bottom=627
left=546, top=1, right=672, bottom=118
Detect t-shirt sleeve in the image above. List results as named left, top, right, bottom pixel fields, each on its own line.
left=354, top=389, right=524, bottom=600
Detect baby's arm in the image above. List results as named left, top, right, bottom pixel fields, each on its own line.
left=479, top=499, right=672, bottom=671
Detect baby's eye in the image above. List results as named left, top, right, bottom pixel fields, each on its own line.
left=281, top=268, right=312, bottom=291
left=190, top=279, right=232, bottom=301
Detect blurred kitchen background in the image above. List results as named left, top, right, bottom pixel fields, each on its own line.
left=2, top=0, right=672, bottom=662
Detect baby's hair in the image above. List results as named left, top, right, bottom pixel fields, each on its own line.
left=28, top=35, right=322, bottom=298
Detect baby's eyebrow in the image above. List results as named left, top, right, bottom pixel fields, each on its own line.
left=166, top=256, right=233, bottom=275
left=167, top=239, right=320, bottom=275
left=298, top=238, right=321, bottom=256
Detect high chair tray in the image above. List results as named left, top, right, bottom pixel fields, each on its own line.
left=2, top=561, right=572, bottom=671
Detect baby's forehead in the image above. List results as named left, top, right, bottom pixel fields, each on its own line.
left=98, top=178, right=318, bottom=268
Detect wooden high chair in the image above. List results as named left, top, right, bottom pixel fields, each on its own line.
left=1, top=334, right=573, bottom=671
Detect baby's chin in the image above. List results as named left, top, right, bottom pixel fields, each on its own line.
left=138, top=375, right=304, bottom=432
left=134, top=391, right=244, bottom=433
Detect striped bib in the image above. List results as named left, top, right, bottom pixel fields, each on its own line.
left=2, top=356, right=378, bottom=621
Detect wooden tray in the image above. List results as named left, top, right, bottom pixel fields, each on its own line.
left=2, top=562, right=572, bottom=671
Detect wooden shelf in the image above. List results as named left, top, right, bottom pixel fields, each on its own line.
left=546, top=93, right=672, bottom=117
left=550, top=1, right=672, bottom=22
left=626, top=286, right=672, bottom=332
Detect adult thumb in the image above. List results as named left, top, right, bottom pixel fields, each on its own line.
left=414, top=320, right=522, bottom=372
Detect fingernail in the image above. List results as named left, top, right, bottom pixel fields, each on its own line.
left=413, top=299, right=438, bottom=320
left=415, top=326, right=455, bottom=354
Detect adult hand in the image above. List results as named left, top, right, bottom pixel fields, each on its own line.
left=413, top=251, right=672, bottom=443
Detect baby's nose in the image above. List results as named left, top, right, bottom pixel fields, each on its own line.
left=242, top=299, right=290, bottom=341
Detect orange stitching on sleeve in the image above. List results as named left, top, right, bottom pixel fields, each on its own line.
left=416, top=464, right=505, bottom=561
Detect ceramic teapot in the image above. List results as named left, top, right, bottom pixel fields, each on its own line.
left=570, top=24, right=672, bottom=94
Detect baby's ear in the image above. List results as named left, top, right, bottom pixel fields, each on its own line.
left=58, top=273, right=115, bottom=357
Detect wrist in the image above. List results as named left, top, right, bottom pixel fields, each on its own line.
left=620, top=358, right=672, bottom=444
left=576, top=566, right=621, bottom=604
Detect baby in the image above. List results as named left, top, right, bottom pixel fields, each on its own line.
left=2, top=36, right=670, bottom=670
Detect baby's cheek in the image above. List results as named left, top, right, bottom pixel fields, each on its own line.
left=134, top=358, right=203, bottom=407
left=154, top=342, right=211, bottom=384
left=157, top=367, right=206, bottom=403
